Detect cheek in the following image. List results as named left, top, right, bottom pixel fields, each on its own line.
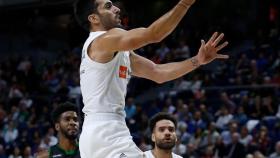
left=157, top=133, right=165, bottom=139
left=174, top=134, right=178, bottom=141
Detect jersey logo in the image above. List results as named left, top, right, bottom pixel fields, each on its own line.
left=119, top=65, right=127, bottom=79
left=119, top=153, right=127, bottom=158
left=52, top=154, right=62, bottom=158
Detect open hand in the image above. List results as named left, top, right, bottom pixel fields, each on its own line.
left=196, top=32, right=229, bottom=65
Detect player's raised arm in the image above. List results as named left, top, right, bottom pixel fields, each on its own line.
left=131, top=32, right=228, bottom=83
left=95, top=0, right=196, bottom=53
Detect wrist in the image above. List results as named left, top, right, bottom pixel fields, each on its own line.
left=179, top=0, right=193, bottom=8
left=181, top=0, right=195, bottom=6
left=191, top=56, right=201, bottom=67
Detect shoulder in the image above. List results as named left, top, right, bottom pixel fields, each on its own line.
left=99, top=28, right=127, bottom=39
left=144, top=150, right=151, bottom=154
left=143, top=150, right=153, bottom=158
left=89, top=28, right=127, bottom=50
left=172, top=152, right=183, bottom=158
left=108, top=28, right=126, bottom=33
left=35, top=150, right=49, bottom=158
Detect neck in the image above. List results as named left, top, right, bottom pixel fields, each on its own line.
left=152, top=147, right=173, bottom=158
left=58, top=136, right=77, bottom=151
left=91, top=25, right=107, bottom=32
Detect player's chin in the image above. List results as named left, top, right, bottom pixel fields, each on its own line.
left=68, top=129, right=78, bottom=135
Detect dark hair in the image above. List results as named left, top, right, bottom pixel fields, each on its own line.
left=73, top=0, right=99, bottom=31
left=51, top=102, right=78, bottom=123
left=149, top=112, right=177, bottom=132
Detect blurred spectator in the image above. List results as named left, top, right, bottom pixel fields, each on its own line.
left=221, top=121, right=238, bottom=145
left=176, top=121, right=191, bottom=145
left=0, top=144, right=7, bottom=158
left=173, top=138, right=187, bottom=156
left=200, top=122, right=220, bottom=148
left=269, top=141, right=280, bottom=158
left=174, top=40, right=190, bottom=61
left=184, top=143, right=199, bottom=158
left=3, top=122, right=18, bottom=145
left=215, top=106, right=233, bottom=130
left=239, top=126, right=253, bottom=148
left=125, top=97, right=137, bottom=120
left=22, top=146, right=33, bottom=158
left=199, top=104, right=214, bottom=123
left=224, top=132, right=246, bottom=158
left=248, top=126, right=271, bottom=155
left=234, top=106, right=248, bottom=126
left=189, top=111, right=206, bottom=132
left=8, top=147, right=22, bottom=158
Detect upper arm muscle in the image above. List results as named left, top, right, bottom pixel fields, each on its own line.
left=94, top=28, right=154, bottom=54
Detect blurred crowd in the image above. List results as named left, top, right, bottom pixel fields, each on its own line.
left=0, top=32, right=279, bottom=157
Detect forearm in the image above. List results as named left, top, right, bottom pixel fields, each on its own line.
left=155, top=56, right=200, bottom=83
left=148, top=0, right=194, bottom=42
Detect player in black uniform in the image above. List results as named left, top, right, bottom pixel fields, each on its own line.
left=36, top=102, right=80, bottom=158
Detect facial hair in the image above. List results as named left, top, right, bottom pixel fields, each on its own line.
left=99, top=13, right=123, bottom=30
left=60, top=127, right=78, bottom=140
left=156, top=139, right=176, bottom=150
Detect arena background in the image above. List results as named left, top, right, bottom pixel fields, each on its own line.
left=0, top=0, right=279, bottom=157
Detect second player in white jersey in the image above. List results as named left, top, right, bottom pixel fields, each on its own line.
left=145, top=113, right=183, bottom=158
left=144, top=150, right=182, bottom=158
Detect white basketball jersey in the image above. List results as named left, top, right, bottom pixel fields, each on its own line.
left=144, top=150, right=182, bottom=158
left=80, top=31, right=131, bottom=117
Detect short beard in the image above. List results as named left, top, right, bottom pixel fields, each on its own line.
left=61, top=129, right=78, bottom=140
left=103, top=21, right=123, bottom=30
left=98, top=14, right=123, bottom=30
left=156, top=140, right=176, bottom=150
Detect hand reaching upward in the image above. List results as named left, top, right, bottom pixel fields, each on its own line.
left=196, top=32, right=229, bottom=65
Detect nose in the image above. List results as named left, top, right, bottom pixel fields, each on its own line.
left=164, top=130, right=171, bottom=137
left=69, top=119, right=77, bottom=126
left=113, top=6, right=120, bottom=14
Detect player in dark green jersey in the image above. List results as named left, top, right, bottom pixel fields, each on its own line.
left=36, top=102, right=80, bottom=158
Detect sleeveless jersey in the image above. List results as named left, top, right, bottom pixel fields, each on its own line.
left=80, top=31, right=131, bottom=117
left=144, top=150, right=183, bottom=158
left=48, top=144, right=80, bottom=158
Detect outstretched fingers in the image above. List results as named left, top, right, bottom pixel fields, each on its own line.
left=216, top=41, right=229, bottom=51
left=208, top=32, right=218, bottom=44
left=216, top=54, right=229, bottom=59
left=212, top=33, right=224, bottom=47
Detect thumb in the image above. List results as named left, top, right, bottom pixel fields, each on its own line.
left=201, top=40, right=205, bottom=47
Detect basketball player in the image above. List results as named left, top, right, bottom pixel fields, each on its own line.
left=74, top=0, right=229, bottom=157
left=145, top=112, right=182, bottom=158
left=36, top=102, right=80, bottom=158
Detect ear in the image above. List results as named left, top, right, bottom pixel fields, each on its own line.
left=152, top=133, right=155, bottom=143
left=55, top=123, right=59, bottom=131
left=88, top=14, right=99, bottom=24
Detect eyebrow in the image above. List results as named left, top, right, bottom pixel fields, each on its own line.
left=158, top=126, right=175, bottom=129
left=104, top=1, right=113, bottom=7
